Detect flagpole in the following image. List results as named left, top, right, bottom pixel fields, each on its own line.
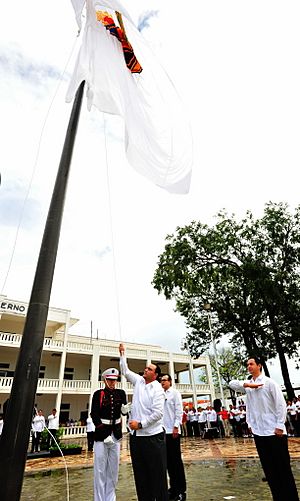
left=0, top=80, right=85, bottom=501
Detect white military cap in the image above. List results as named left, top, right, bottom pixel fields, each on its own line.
left=102, top=368, right=119, bottom=380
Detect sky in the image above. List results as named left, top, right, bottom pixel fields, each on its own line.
left=1, top=1, right=300, bottom=387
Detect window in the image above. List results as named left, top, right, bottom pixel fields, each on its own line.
left=0, top=363, right=10, bottom=369
left=64, top=367, right=74, bottom=381
left=59, top=405, right=70, bottom=425
left=0, top=363, right=11, bottom=377
left=60, top=403, right=70, bottom=410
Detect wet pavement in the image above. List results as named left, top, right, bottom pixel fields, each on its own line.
left=21, top=436, right=300, bottom=500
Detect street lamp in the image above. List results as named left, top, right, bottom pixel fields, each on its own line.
left=203, top=303, right=225, bottom=405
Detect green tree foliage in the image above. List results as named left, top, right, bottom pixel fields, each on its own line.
left=199, top=347, right=248, bottom=401
left=152, top=202, right=300, bottom=400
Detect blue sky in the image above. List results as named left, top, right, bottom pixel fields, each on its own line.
left=1, top=0, right=300, bottom=387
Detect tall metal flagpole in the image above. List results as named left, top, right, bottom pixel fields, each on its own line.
left=0, top=80, right=85, bottom=501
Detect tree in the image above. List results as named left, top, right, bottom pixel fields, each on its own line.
left=153, top=202, right=300, bottom=400
left=197, top=347, right=248, bottom=401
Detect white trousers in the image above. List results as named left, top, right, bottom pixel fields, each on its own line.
left=94, top=437, right=120, bottom=501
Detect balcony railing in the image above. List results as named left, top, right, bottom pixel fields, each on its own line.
left=61, top=425, right=86, bottom=438
left=66, top=341, right=93, bottom=353
left=176, top=383, right=211, bottom=393
left=44, top=338, right=64, bottom=350
left=0, top=377, right=212, bottom=396
left=0, top=377, right=90, bottom=394
left=0, top=331, right=22, bottom=346
left=0, top=332, right=207, bottom=367
left=0, top=331, right=95, bottom=354
left=63, top=380, right=91, bottom=392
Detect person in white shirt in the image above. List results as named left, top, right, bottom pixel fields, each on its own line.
left=46, top=408, right=59, bottom=449
left=86, top=413, right=95, bottom=452
left=292, top=397, right=300, bottom=437
left=198, top=407, right=207, bottom=435
left=206, top=406, right=217, bottom=428
left=188, top=408, right=199, bottom=436
left=205, top=406, right=219, bottom=438
left=230, top=406, right=243, bottom=437
left=229, top=356, right=299, bottom=501
left=296, top=396, right=300, bottom=436
left=161, top=374, right=186, bottom=501
left=119, top=343, right=168, bottom=501
left=286, top=400, right=297, bottom=436
left=31, top=409, right=45, bottom=453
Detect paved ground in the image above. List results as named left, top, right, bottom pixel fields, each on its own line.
left=22, top=436, right=300, bottom=501
left=24, top=435, right=300, bottom=474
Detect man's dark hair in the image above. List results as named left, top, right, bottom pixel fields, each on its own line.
left=247, top=355, right=263, bottom=370
left=161, top=373, right=172, bottom=383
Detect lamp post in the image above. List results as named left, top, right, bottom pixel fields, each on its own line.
left=203, top=303, right=225, bottom=405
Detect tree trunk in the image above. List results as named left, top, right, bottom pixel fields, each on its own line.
left=240, top=329, right=270, bottom=377
left=270, top=316, right=295, bottom=400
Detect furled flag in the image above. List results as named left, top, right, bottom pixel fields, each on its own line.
left=67, top=0, right=193, bottom=194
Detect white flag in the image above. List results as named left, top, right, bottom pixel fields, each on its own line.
left=67, top=0, right=193, bottom=194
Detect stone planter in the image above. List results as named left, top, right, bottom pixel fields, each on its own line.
left=49, top=446, right=82, bottom=457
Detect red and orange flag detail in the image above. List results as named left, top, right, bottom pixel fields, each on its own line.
left=96, top=11, right=142, bottom=74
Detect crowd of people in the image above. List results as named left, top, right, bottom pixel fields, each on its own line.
left=182, top=401, right=253, bottom=439
left=2, top=350, right=298, bottom=501
left=29, top=406, right=59, bottom=452
left=180, top=394, right=300, bottom=440
left=86, top=346, right=298, bottom=501
left=286, top=397, right=300, bottom=436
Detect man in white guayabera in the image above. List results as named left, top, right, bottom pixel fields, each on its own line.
left=229, top=356, right=299, bottom=501
left=119, top=343, right=168, bottom=501
left=161, top=374, right=186, bottom=501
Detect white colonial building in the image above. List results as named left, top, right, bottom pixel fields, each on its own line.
left=0, top=295, right=215, bottom=426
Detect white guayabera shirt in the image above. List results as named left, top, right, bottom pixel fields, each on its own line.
left=163, top=386, right=183, bottom=434
left=229, top=374, right=287, bottom=436
left=119, top=355, right=164, bottom=436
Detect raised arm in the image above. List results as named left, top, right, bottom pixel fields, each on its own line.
left=119, top=343, right=141, bottom=385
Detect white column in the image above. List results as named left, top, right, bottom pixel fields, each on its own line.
left=188, top=358, right=198, bottom=407
left=168, top=354, right=176, bottom=387
left=89, top=344, right=101, bottom=411
left=146, top=349, right=151, bottom=366
left=56, top=311, right=70, bottom=415
left=121, top=374, right=127, bottom=390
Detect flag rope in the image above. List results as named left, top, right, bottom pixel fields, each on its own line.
left=103, top=114, right=123, bottom=342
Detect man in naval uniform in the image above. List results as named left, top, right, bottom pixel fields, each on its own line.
left=91, top=367, right=128, bottom=501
